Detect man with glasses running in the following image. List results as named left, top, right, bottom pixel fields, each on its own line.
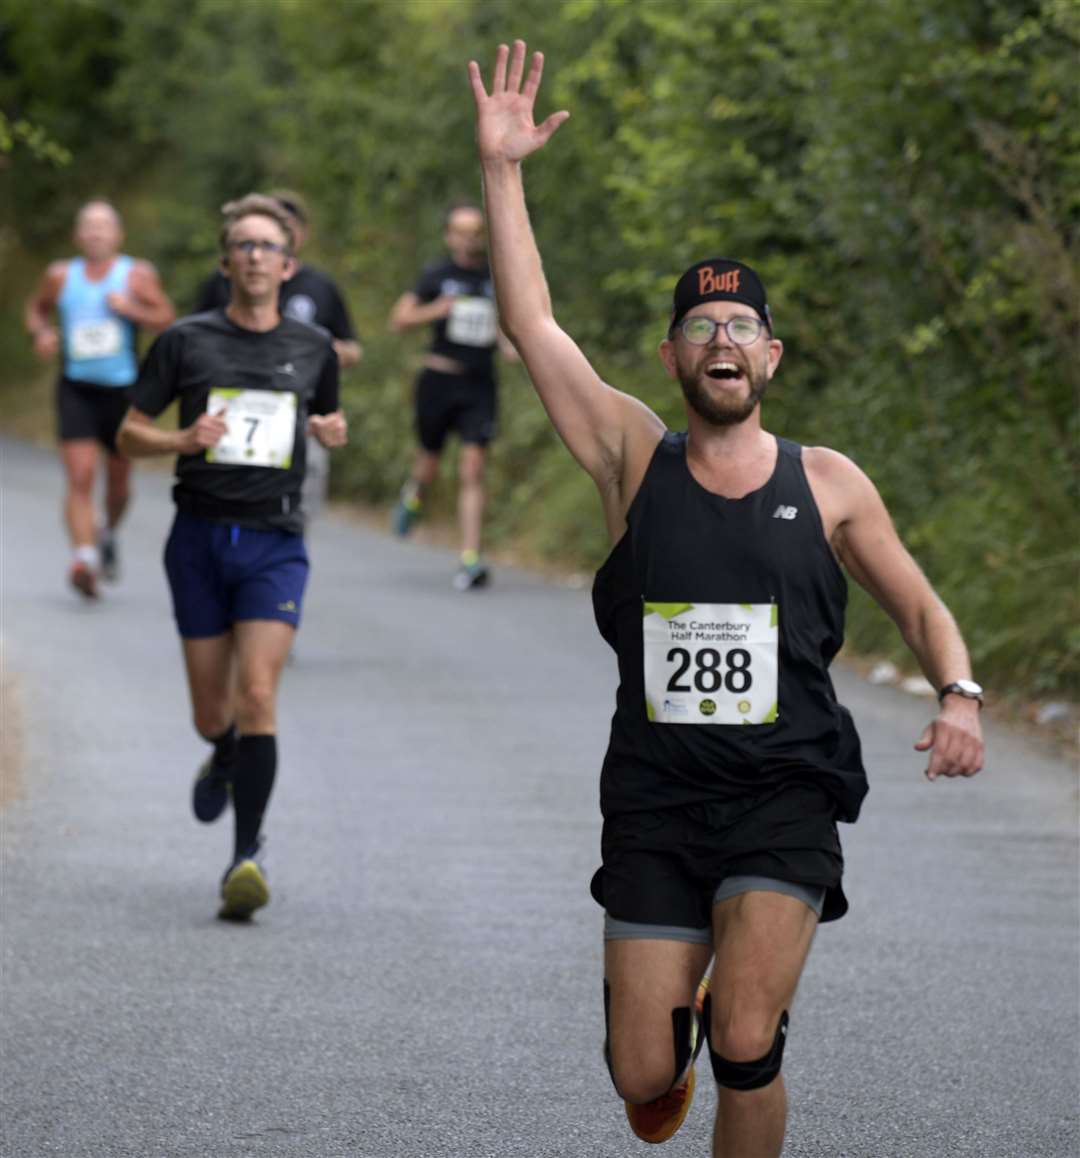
left=117, top=193, right=347, bottom=920
left=470, top=41, right=984, bottom=1156
left=193, top=190, right=361, bottom=521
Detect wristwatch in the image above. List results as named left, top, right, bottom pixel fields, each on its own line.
left=938, top=679, right=984, bottom=707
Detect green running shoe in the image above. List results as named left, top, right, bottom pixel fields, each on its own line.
left=218, top=847, right=269, bottom=921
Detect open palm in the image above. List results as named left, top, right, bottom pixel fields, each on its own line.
left=469, top=40, right=569, bottom=164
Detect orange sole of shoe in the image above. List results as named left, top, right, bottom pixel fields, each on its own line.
left=625, top=1065, right=696, bottom=1144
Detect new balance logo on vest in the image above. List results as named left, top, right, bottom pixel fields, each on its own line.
left=772, top=505, right=798, bottom=520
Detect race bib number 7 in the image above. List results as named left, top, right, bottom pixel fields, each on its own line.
left=205, top=388, right=296, bottom=469
left=642, top=601, right=779, bottom=725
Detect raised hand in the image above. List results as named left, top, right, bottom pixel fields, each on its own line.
left=469, top=40, right=569, bottom=164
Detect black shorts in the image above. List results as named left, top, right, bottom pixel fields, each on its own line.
left=56, top=377, right=131, bottom=453
left=414, top=367, right=497, bottom=452
left=591, top=782, right=848, bottom=927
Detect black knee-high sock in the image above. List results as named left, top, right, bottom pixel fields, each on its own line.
left=209, top=724, right=238, bottom=773
left=231, top=734, right=276, bottom=860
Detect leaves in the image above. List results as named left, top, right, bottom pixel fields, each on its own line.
left=1, top=0, right=1076, bottom=697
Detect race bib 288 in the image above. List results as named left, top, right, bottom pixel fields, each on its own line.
left=642, top=601, right=779, bottom=725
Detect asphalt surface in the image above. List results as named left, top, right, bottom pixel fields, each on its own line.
left=1, top=435, right=1077, bottom=1158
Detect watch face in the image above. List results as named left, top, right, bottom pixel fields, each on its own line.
left=955, top=679, right=983, bottom=696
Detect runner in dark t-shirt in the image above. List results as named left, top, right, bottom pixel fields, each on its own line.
left=388, top=202, right=517, bottom=590
left=117, top=194, right=347, bottom=923
left=471, top=41, right=984, bottom=1154
left=192, top=191, right=360, bottom=521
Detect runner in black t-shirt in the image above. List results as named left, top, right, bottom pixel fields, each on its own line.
left=192, top=191, right=361, bottom=521
left=388, top=202, right=517, bottom=590
left=471, top=42, right=984, bottom=1155
left=117, top=194, right=347, bottom=921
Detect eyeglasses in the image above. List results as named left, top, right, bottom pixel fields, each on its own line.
left=228, top=239, right=289, bottom=257
left=676, top=315, right=765, bottom=346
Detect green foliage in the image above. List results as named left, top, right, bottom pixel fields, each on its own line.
left=1, top=0, right=1075, bottom=699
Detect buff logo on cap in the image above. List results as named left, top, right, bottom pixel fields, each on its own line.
left=698, top=266, right=741, bottom=296
left=671, top=258, right=771, bottom=332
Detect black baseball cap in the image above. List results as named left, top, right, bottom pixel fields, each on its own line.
left=670, top=258, right=771, bottom=332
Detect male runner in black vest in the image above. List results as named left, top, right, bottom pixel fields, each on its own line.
left=117, top=194, right=347, bottom=921
left=470, top=42, right=984, bottom=1156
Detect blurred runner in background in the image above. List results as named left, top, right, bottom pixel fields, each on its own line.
left=25, top=200, right=175, bottom=597
left=388, top=202, right=517, bottom=591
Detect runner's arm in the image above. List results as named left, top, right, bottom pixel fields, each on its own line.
left=106, top=261, right=175, bottom=332
left=388, top=291, right=453, bottom=333
left=332, top=339, right=362, bottom=368
left=472, top=42, right=663, bottom=491
left=324, top=285, right=362, bottom=366
left=815, top=449, right=983, bottom=778
left=116, top=329, right=226, bottom=458
left=24, top=263, right=66, bottom=360
left=116, top=406, right=225, bottom=457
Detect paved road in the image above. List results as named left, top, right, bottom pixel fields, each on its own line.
left=2, top=436, right=1077, bottom=1158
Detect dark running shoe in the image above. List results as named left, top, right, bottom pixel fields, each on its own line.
left=391, top=493, right=422, bottom=536
left=99, top=535, right=119, bottom=582
left=218, top=843, right=269, bottom=921
left=192, top=756, right=231, bottom=823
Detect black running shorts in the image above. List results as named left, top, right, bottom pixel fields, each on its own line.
left=414, top=367, right=497, bottom=452
left=56, top=376, right=132, bottom=452
left=591, top=782, right=848, bottom=927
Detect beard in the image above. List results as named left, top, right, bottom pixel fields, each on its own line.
left=677, top=356, right=769, bottom=427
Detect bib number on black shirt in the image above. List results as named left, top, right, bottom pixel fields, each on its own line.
left=205, top=388, right=297, bottom=469
left=642, top=601, right=779, bottom=724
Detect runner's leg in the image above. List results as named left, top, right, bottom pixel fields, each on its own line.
left=605, top=937, right=712, bottom=1103
left=60, top=439, right=99, bottom=552
left=230, top=619, right=294, bottom=857
left=411, top=447, right=440, bottom=495
left=103, top=451, right=131, bottom=533
left=181, top=633, right=236, bottom=740
left=457, top=442, right=486, bottom=558
left=708, top=890, right=819, bottom=1158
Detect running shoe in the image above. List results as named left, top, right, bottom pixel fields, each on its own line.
left=218, top=844, right=269, bottom=921
left=625, top=1067, right=695, bottom=1144
left=452, top=559, right=490, bottom=591
left=99, top=534, right=119, bottom=582
left=69, top=560, right=99, bottom=599
left=391, top=493, right=423, bottom=536
left=624, top=970, right=710, bottom=1144
left=192, top=755, right=231, bottom=823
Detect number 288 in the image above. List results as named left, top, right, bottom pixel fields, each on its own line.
left=666, top=647, right=752, bottom=694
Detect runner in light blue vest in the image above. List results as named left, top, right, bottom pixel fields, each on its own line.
left=58, top=254, right=139, bottom=387
left=25, top=200, right=175, bottom=598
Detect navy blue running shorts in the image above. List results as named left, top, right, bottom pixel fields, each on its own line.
left=164, top=512, right=309, bottom=639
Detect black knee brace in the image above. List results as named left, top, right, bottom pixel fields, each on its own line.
left=702, top=994, right=790, bottom=1091
left=603, top=980, right=695, bottom=1092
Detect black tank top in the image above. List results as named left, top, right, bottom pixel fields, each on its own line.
left=592, top=432, right=867, bottom=822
